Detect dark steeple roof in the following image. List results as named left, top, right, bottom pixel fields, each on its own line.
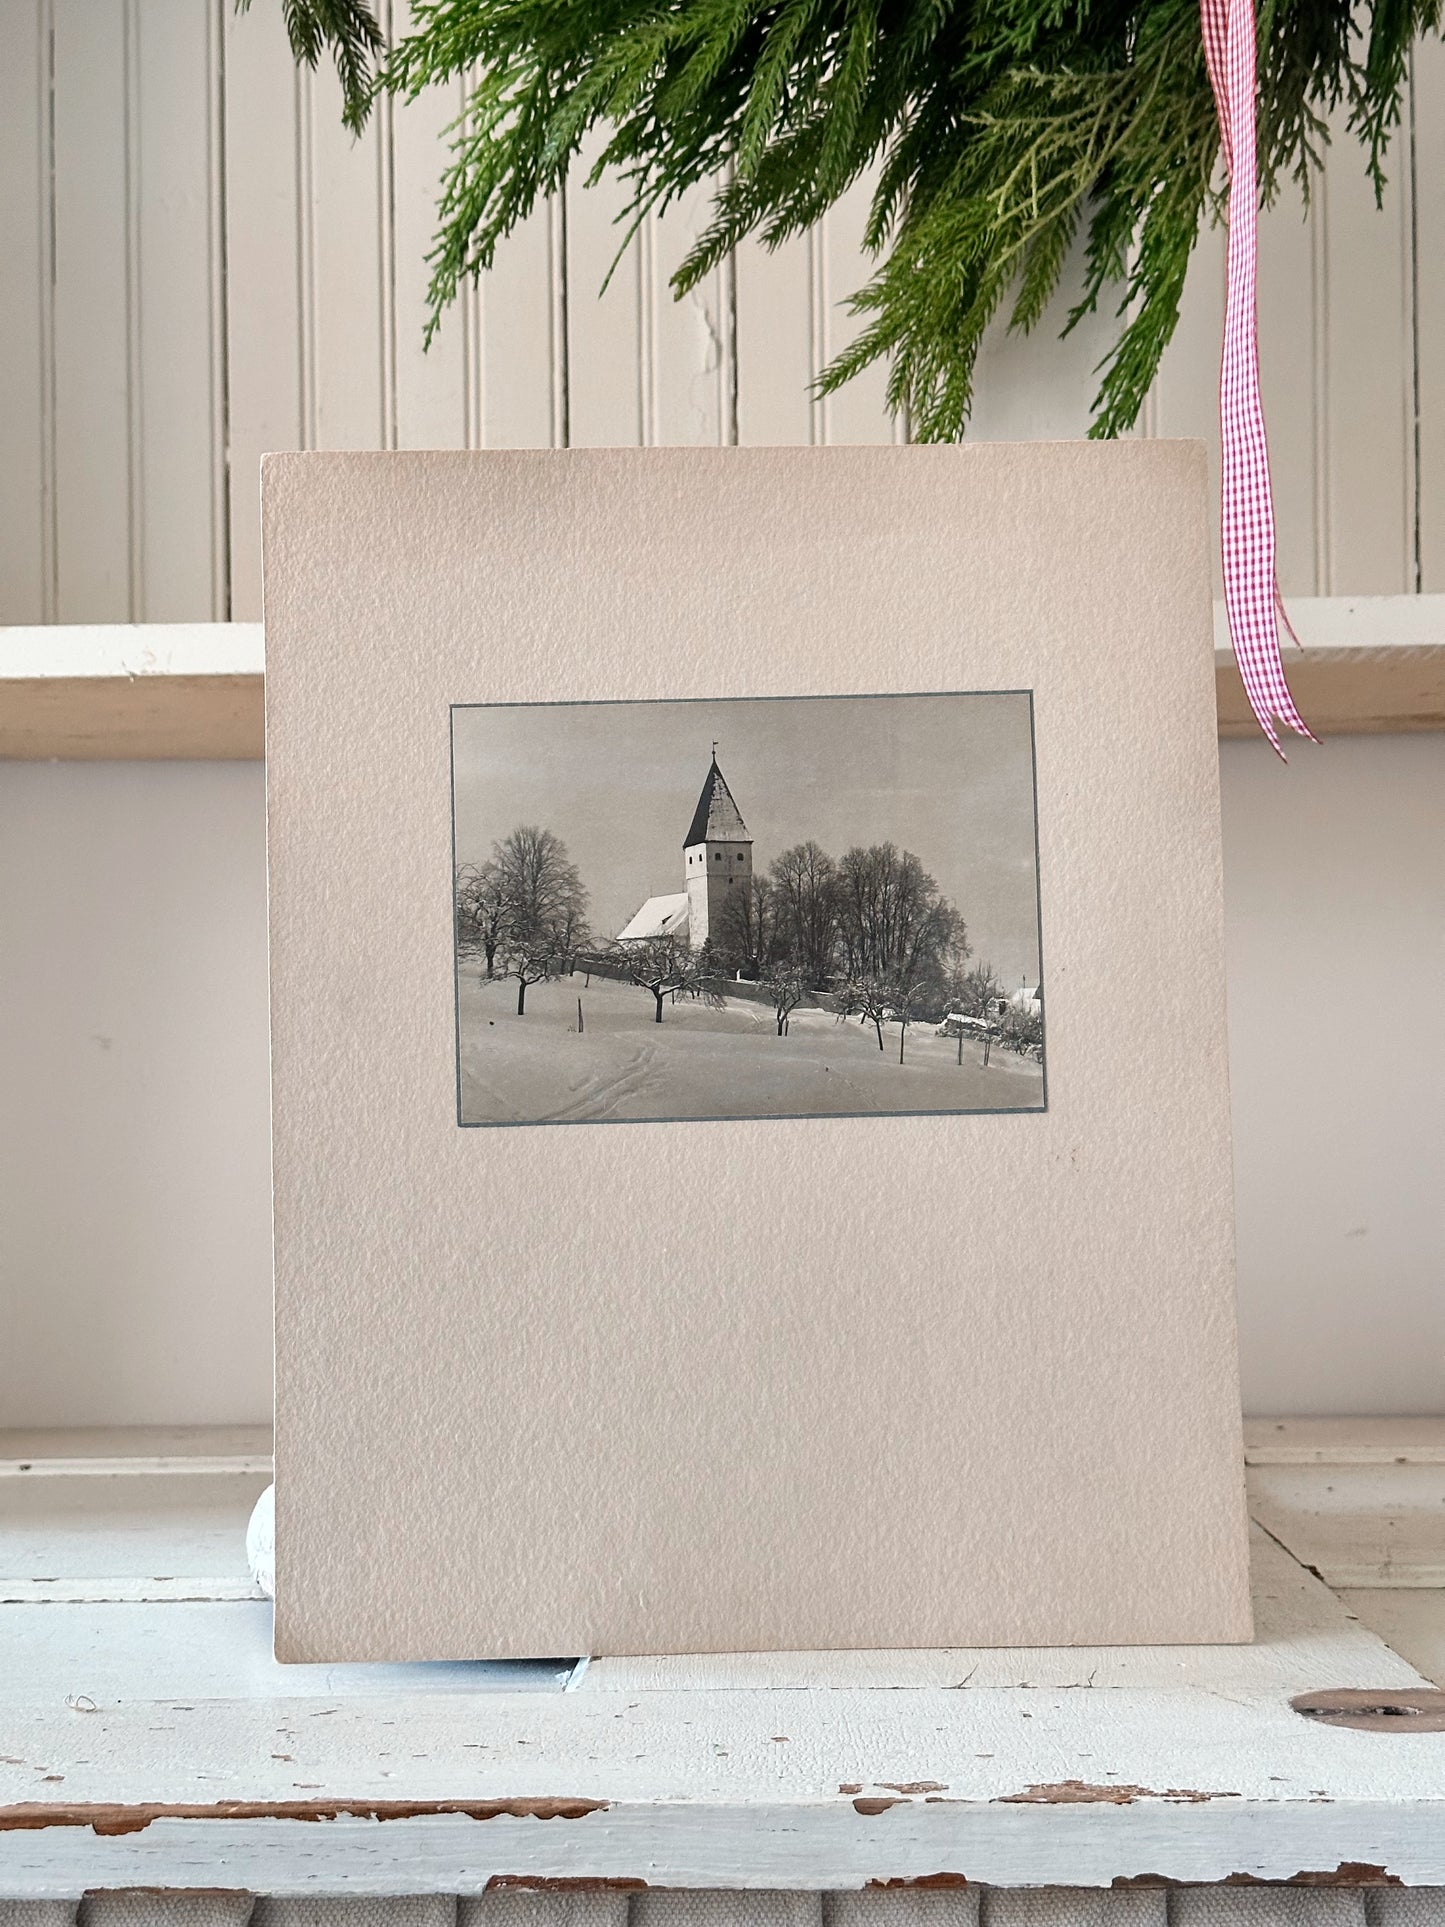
left=683, top=758, right=750, bottom=848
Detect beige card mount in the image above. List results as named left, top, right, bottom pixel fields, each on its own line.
left=262, top=443, right=1251, bottom=1661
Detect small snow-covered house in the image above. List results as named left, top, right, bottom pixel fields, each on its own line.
left=956, top=984, right=1042, bottom=1026
left=616, top=893, right=690, bottom=942
left=617, top=755, right=753, bottom=949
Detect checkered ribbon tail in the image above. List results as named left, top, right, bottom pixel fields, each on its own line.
left=1199, top=0, right=1315, bottom=753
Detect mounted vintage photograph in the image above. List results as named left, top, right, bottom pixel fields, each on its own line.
left=451, top=692, right=1045, bottom=1126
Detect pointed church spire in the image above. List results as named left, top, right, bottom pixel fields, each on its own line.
left=683, top=756, right=750, bottom=848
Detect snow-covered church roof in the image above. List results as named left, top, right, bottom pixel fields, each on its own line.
left=617, top=892, right=690, bottom=942
left=683, top=758, right=750, bottom=848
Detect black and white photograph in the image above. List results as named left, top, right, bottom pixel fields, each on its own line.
left=451, top=692, right=1044, bottom=1125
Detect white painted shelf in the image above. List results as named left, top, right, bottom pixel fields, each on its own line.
left=1244, top=1417, right=1445, bottom=1466
left=1210, top=598, right=1445, bottom=737
left=4, top=602, right=1444, bottom=759
left=3, top=1426, right=1445, bottom=1896
left=2, top=625, right=264, bottom=759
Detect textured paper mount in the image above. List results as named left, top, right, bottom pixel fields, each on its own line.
left=263, top=443, right=1252, bottom=1661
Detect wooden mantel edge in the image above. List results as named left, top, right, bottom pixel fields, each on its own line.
left=1, top=1798, right=1441, bottom=1899
left=4, top=614, right=1445, bottom=757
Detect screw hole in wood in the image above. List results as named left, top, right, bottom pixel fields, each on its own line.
left=1291, top=1689, right=1445, bottom=1732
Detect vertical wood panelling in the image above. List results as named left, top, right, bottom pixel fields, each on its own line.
left=1151, top=219, right=1226, bottom=592
left=735, top=172, right=903, bottom=447
left=0, top=0, right=49, bottom=622
left=1151, top=220, right=1226, bottom=442
left=205, top=1, right=230, bottom=619
left=8, top=36, right=1445, bottom=614
left=1413, top=37, right=1445, bottom=591
left=969, top=233, right=1117, bottom=445
left=384, top=0, right=568, bottom=455
left=124, top=0, right=143, bottom=617
left=735, top=231, right=816, bottom=445
left=389, top=17, right=470, bottom=451
left=478, top=197, right=566, bottom=448
left=567, top=162, right=733, bottom=450
left=378, top=34, right=400, bottom=453
left=135, top=0, right=228, bottom=620
left=51, top=0, right=132, bottom=620
left=1319, top=99, right=1415, bottom=594
left=815, top=174, right=903, bottom=444
left=223, top=2, right=304, bottom=621
left=304, top=71, right=389, bottom=450
left=1151, top=123, right=1417, bottom=603
left=566, top=142, right=645, bottom=447
left=645, top=186, right=734, bottom=446
left=1256, top=181, right=1324, bottom=595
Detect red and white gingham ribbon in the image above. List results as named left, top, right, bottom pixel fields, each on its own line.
left=1199, top=0, right=1314, bottom=751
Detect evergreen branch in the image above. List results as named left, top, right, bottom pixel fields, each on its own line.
left=240, top=0, right=385, bottom=134
left=267, top=0, right=1442, bottom=434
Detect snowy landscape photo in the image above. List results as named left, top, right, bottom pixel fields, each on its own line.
left=451, top=692, right=1045, bottom=1126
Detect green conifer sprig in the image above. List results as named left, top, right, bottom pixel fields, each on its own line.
left=243, top=0, right=385, bottom=134
left=266, top=0, right=1439, bottom=436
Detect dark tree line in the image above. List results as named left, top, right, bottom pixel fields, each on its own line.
left=459, top=825, right=994, bottom=1049
left=713, top=838, right=970, bottom=1029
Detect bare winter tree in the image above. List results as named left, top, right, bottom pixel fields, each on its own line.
left=1000, top=1000, right=1045, bottom=1061
left=764, top=961, right=808, bottom=1036
left=952, top=961, right=1003, bottom=1020
left=493, top=825, right=589, bottom=953
left=455, top=861, right=509, bottom=979
left=888, top=977, right=930, bottom=1064
left=461, top=826, right=590, bottom=1002
left=550, top=897, right=591, bottom=975
left=501, top=937, right=558, bottom=1016
left=606, top=936, right=722, bottom=1024
left=768, top=841, right=838, bottom=987
left=836, top=975, right=893, bottom=1052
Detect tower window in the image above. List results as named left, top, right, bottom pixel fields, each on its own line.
left=714, top=851, right=722, bottom=861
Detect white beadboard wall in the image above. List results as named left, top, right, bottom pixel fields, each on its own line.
left=5, top=2, right=1445, bottom=615
left=1, top=3, right=1443, bottom=1427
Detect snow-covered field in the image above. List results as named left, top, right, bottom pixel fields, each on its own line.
left=457, top=970, right=1044, bottom=1125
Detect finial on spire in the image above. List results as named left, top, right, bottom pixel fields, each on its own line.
left=712, top=739, right=719, bottom=760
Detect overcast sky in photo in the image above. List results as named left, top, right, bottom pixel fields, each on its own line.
left=452, top=692, right=1042, bottom=989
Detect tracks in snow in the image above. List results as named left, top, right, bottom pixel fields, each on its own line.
left=549, top=1042, right=660, bottom=1123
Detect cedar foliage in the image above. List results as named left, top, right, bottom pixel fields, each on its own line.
left=263, top=0, right=1439, bottom=436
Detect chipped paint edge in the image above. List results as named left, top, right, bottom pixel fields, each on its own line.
left=2, top=1800, right=1444, bottom=1900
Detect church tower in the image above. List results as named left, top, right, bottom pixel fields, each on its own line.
left=683, top=754, right=752, bottom=950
